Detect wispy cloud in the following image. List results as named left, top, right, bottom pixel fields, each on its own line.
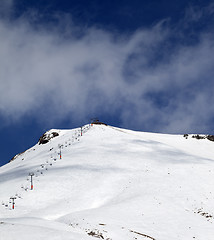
left=0, top=4, right=214, bottom=133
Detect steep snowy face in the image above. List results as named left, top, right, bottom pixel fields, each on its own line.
left=0, top=124, right=214, bottom=240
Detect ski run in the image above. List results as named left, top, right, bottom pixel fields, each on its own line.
left=0, top=124, right=214, bottom=240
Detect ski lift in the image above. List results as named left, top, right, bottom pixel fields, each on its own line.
left=91, top=118, right=107, bottom=126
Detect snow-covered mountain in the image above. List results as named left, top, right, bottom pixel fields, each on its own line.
left=0, top=124, right=214, bottom=240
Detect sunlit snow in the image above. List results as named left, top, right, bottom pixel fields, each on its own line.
left=0, top=124, right=214, bottom=240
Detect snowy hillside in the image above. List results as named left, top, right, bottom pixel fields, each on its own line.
left=0, top=124, right=214, bottom=240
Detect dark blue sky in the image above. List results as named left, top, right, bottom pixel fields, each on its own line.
left=13, top=0, right=212, bottom=32
left=14, top=0, right=191, bottom=28
left=0, top=0, right=214, bottom=167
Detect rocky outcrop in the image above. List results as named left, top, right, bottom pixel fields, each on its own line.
left=10, top=151, right=25, bottom=162
left=207, top=135, right=214, bottom=142
left=38, top=131, right=59, bottom=145
left=183, top=134, right=214, bottom=142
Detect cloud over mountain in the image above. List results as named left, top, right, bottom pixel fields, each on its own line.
left=0, top=4, right=214, bottom=133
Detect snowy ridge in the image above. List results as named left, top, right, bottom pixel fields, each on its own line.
left=0, top=125, right=90, bottom=208
left=0, top=124, right=214, bottom=240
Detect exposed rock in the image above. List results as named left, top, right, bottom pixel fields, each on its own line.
left=192, top=134, right=206, bottom=140
left=87, top=230, right=104, bottom=239
left=129, top=229, right=156, bottom=240
left=38, top=131, right=59, bottom=145
left=183, top=134, right=188, bottom=139
left=10, top=151, right=25, bottom=162
left=183, top=133, right=214, bottom=142
left=207, top=135, right=214, bottom=142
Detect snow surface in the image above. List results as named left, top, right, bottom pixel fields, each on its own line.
left=0, top=124, right=214, bottom=240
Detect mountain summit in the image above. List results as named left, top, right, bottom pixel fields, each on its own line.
left=0, top=124, right=214, bottom=240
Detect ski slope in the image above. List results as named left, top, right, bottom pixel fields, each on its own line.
left=0, top=124, right=214, bottom=240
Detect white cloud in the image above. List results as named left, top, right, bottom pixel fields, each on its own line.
left=0, top=8, right=214, bottom=133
